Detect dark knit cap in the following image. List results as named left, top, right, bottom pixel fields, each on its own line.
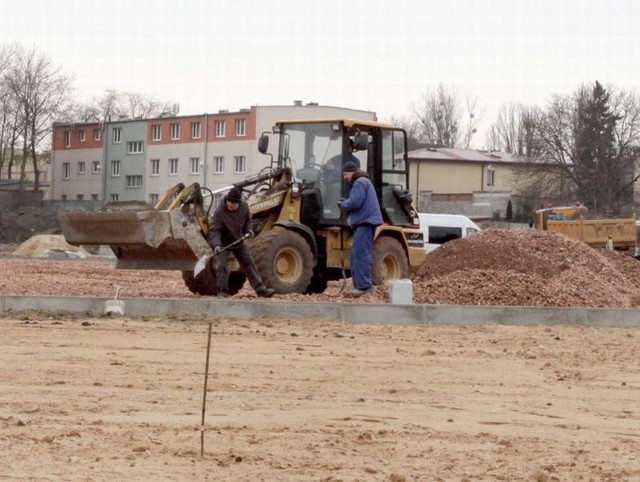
left=226, top=187, right=242, bottom=202
left=342, top=161, right=358, bottom=172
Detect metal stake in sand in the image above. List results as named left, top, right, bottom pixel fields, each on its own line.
left=200, top=322, right=213, bottom=457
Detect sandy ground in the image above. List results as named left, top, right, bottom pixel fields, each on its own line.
left=1, top=312, right=639, bottom=481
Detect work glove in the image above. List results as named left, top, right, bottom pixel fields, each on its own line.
left=245, top=229, right=254, bottom=239
left=337, top=199, right=344, bottom=209
left=212, top=245, right=222, bottom=255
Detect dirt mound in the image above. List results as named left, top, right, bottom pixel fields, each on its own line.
left=413, top=229, right=640, bottom=308
left=0, top=204, right=61, bottom=243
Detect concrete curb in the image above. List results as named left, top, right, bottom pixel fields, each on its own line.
left=1, top=295, right=640, bottom=327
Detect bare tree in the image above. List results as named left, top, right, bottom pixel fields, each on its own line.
left=460, top=95, right=484, bottom=149
left=485, top=124, right=502, bottom=152
left=4, top=46, right=72, bottom=191
left=74, top=89, right=172, bottom=123
left=485, top=103, right=543, bottom=156
left=414, top=84, right=461, bottom=148
left=389, top=114, right=421, bottom=150
left=514, top=82, right=640, bottom=216
left=413, top=84, right=482, bottom=149
left=0, top=44, right=22, bottom=181
left=122, top=91, right=170, bottom=119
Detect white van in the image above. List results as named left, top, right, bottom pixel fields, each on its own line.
left=418, top=213, right=481, bottom=253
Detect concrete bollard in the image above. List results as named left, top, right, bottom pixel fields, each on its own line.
left=388, top=279, right=413, bottom=304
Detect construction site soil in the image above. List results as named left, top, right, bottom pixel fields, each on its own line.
left=1, top=229, right=640, bottom=480
left=0, top=203, right=62, bottom=244
left=2, top=229, right=640, bottom=308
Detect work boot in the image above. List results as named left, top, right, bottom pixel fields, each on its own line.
left=351, top=288, right=372, bottom=298
left=256, top=286, right=275, bottom=298
left=217, top=291, right=230, bottom=299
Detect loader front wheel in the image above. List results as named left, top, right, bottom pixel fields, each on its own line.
left=371, top=236, right=409, bottom=285
left=252, top=230, right=314, bottom=294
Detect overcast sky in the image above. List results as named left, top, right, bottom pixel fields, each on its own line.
left=2, top=0, right=639, bottom=147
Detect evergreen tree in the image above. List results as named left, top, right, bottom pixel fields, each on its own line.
left=573, top=81, right=622, bottom=214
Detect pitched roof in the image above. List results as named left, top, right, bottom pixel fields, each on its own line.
left=408, top=147, right=528, bottom=164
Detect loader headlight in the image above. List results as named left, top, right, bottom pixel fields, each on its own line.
left=291, top=182, right=302, bottom=199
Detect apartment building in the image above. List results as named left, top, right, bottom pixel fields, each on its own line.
left=50, top=103, right=376, bottom=204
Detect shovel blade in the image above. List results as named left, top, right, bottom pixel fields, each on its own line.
left=194, top=255, right=212, bottom=277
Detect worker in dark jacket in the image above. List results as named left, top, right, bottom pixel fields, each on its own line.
left=338, top=161, right=383, bottom=297
left=207, top=187, right=275, bottom=298
left=322, top=139, right=360, bottom=184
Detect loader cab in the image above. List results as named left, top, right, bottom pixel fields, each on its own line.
left=261, top=119, right=417, bottom=228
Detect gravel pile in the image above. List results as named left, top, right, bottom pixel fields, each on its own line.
left=414, top=229, right=640, bottom=308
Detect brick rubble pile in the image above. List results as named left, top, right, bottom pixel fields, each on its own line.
left=413, top=229, right=640, bottom=308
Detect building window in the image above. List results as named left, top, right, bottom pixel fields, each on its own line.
left=77, top=161, right=85, bottom=174
left=152, top=124, right=162, bottom=141
left=64, top=131, right=71, bottom=148
left=487, top=166, right=496, bottom=187
left=92, top=161, right=101, bottom=173
left=62, top=162, right=70, bottom=179
left=112, top=127, right=122, bottom=143
left=214, top=156, right=224, bottom=174
left=234, top=155, right=246, bottom=174
left=91, top=194, right=99, bottom=200
left=78, top=130, right=86, bottom=142
left=127, top=141, right=144, bottom=154
left=190, top=157, right=200, bottom=174
left=235, top=119, right=247, bottom=136
left=169, top=158, right=178, bottom=175
left=110, top=193, right=119, bottom=202
left=61, top=194, right=67, bottom=201
left=76, top=194, right=84, bottom=200
left=191, top=122, right=201, bottom=139
left=215, top=120, right=225, bottom=138
left=111, top=160, right=121, bottom=177
left=150, top=159, right=160, bottom=176
left=126, top=175, right=143, bottom=188
left=170, top=123, right=180, bottom=140
left=211, top=193, right=223, bottom=206
left=93, top=128, right=101, bottom=141
left=149, top=193, right=159, bottom=205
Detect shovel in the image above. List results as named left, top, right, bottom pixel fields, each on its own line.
left=193, top=232, right=252, bottom=277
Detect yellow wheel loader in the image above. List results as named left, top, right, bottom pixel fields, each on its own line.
left=59, top=119, right=426, bottom=296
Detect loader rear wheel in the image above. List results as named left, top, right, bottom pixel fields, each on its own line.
left=182, top=260, right=246, bottom=296
left=252, top=230, right=314, bottom=294
left=371, top=237, right=409, bottom=285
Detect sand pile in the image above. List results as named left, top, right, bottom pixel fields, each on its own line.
left=12, top=235, right=89, bottom=259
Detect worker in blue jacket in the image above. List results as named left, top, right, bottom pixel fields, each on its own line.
left=338, top=160, right=383, bottom=297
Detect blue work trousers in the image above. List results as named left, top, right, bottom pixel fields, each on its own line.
left=350, top=224, right=376, bottom=290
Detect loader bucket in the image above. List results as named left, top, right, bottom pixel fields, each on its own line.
left=58, top=207, right=212, bottom=271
